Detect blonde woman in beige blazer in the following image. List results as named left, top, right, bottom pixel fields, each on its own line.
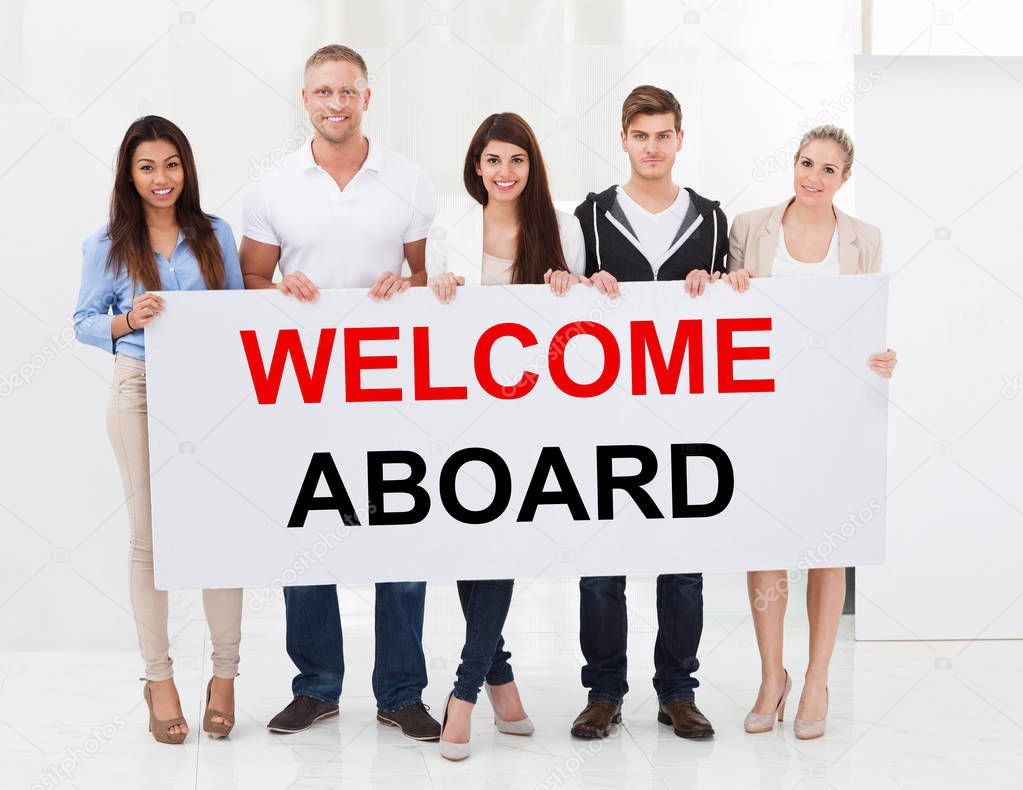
left=723, top=125, right=896, bottom=741
left=728, top=199, right=881, bottom=277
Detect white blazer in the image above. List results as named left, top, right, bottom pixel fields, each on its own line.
left=426, top=204, right=586, bottom=284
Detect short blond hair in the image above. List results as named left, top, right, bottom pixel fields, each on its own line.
left=796, top=125, right=854, bottom=172
left=621, top=85, right=682, bottom=133
left=304, top=45, right=368, bottom=79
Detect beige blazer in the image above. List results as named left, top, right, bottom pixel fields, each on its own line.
left=727, top=198, right=882, bottom=276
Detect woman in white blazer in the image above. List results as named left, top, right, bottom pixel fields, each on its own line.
left=427, top=115, right=585, bottom=299
left=724, top=125, right=896, bottom=741
left=427, top=112, right=586, bottom=761
left=427, top=203, right=585, bottom=288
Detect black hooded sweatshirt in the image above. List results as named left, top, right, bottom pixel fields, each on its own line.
left=574, top=185, right=728, bottom=281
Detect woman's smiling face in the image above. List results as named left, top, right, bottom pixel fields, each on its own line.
left=131, top=138, right=184, bottom=211
left=793, top=138, right=850, bottom=206
left=476, top=140, right=530, bottom=204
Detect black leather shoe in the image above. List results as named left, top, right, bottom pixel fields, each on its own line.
left=570, top=700, right=622, bottom=739
left=377, top=702, right=441, bottom=741
left=267, top=696, right=339, bottom=733
left=657, top=699, right=715, bottom=739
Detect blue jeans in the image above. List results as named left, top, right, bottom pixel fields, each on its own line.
left=579, top=574, right=703, bottom=706
left=283, top=581, right=428, bottom=710
left=452, top=579, right=514, bottom=704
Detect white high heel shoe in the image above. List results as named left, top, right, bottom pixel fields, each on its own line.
left=794, top=686, right=828, bottom=740
left=485, top=683, right=534, bottom=736
left=744, top=669, right=791, bottom=734
left=439, top=692, right=471, bottom=761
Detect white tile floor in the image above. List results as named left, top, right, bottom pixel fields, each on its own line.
left=3, top=573, right=1021, bottom=789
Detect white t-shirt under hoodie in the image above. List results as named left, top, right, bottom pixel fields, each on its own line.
left=616, top=186, right=691, bottom=274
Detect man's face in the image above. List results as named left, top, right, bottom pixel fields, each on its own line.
left=302, top=60, right=371, bottom=144
left=621, top=112, right=682, bottom=181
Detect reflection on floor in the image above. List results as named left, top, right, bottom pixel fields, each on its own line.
left=3, top=573, right=1021, bottom=789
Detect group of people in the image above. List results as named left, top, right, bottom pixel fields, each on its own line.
left=73, top=44, right=897, bottom=758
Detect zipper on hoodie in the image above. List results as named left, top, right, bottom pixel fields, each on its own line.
left=654, top=211, right=706, bottom=279
left=593, top=191, right=719, bottom=279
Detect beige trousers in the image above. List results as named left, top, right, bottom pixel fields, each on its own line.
left=106, top=354, right=242, bottom=681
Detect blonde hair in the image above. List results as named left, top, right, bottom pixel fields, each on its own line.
left=621, top=85, right=682, bottom=133
left=796, top=125, right=854, bottom=172
left=304, top=45, right=368, bottom=80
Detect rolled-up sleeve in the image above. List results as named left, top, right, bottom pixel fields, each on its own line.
left=425, top=231, right=448, bottom=278
left=560, top=214, right=587, bottom=276
left=73, top=234, right=116, bottom=354
left=242, top=182, right=279, bottom=246
left=405, top=169, right=437, bottom=243
left=215, top=219, right=244, bottom=290
left=726, top=212, right=747, bottom=273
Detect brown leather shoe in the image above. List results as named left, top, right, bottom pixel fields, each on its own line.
left=377, top=702, right=441, bottom=742
left=570, top=700, right=622, bottom=739
left=267, top=696, right=339, bottom=733
left=657, top=699, right=715, bottom=739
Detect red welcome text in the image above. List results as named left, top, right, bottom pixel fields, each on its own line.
left=239, top=318, right=775, bottom=405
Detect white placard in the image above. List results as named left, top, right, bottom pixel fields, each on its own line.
left=145, top=277, right=888, bottom=589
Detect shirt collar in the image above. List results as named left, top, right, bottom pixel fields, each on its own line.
left=299, top=136, right=384, bottom=173
left=297, top=137, right=318, bottom=171
left=363, top=137, right=385, bottom=172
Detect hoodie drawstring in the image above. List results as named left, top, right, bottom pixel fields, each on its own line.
left=593, top=193, right=718, bottom=275
left=710, top=208, right=718, bottom=274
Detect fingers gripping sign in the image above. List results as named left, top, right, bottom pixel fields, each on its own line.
left=369, top=271, right=413, bottom=302
left=128, top=292, right=166, bottom=329
left=428, top=272, right=464, bottom=304
left=278, top=271, right=320, bottom=302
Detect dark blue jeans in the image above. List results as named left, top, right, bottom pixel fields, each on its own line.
left=283, top=581, right=428, bottom=711
left=452, top=579, right=514, bottom=704
left=579, top=574, right=703, bottom=706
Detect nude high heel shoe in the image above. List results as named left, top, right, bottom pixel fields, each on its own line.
left=794, top=686, right=828, bottom=740
left=143, top=680, right=188, bottom=745
left=203, top=677, right=235, bottom=739
left=485, top=683, right=534, bottom=736
left=439, top=692, right=471, bottom=761
left=744, top=669, right=791, bottom=734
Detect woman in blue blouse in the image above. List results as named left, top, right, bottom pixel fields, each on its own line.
left=74, top=116, right=243, bottom=744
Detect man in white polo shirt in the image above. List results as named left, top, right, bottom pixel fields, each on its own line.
left=240, top=44, right=440, bottom=741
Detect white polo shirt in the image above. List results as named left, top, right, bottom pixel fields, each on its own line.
left=242, top=137, right=437, bottom=289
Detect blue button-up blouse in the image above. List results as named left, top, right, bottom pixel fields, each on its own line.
left=73, top=216, right=243, bottom=360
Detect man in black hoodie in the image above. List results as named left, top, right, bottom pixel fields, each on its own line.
left=570, top=85, right=724, bottom=741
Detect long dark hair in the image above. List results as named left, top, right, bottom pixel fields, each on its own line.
left=106, top=116, right=224, bottom=291
left=463, top=113, right=568, bottom=284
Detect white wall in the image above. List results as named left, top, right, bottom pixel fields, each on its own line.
left=854, top=54, right=1023, bottom=640
left=2, top=0, right=1021, bottom=648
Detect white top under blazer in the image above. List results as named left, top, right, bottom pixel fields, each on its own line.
left=426, top=204, right=586, bottom=284
left=771, top=223, right=841, bottom=278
